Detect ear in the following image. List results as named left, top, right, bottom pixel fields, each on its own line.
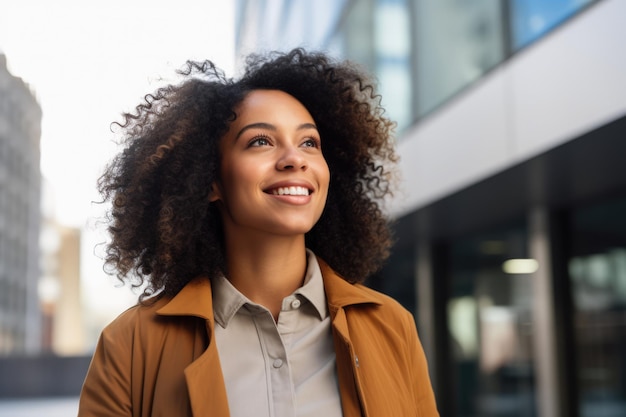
left=208, top=181, right=222, bottom=203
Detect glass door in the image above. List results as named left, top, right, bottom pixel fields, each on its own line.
left=447, top=222, right=537, bottom=417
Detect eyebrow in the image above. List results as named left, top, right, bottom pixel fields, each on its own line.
left=235, top=122, right=318, bottom=141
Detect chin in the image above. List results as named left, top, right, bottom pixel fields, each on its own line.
left=278, top=226, right=316, bottom=236
left=268, top=221, right=317, bottom=236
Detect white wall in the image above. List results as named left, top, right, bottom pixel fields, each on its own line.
left=391, top=0, right=626, bottom=218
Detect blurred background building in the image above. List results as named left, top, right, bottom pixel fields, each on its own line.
left=235, top=0, right=626, bottom=416
left=0, top=54, right=88, bottom=409
left=0, top=54, right=42, bottom=355
left=0, top=55, right=83, bottom=359
left=40, top=180, right=85, bottom=356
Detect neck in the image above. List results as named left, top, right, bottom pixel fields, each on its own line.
left=223, top=233, right=308, bottom=320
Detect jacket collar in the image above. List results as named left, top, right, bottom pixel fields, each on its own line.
left=155, top=277, right=215, bottom=321
left=317, top=258, right=381, bottom=310
left=155, top=257, right=380, bottom=320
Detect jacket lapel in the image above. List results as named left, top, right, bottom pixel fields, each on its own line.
left=319, top=259, right=381, bottom=417
left=330, top=306, right=364, bottom=417
left=156, top=278, right=230, bottom=417
left=184, top=340, right=230, bottom=417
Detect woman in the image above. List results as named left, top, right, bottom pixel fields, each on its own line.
left=78, top=49, right=439, bottom=417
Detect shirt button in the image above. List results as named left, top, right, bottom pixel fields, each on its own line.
left=291, top=299, right=301, bottom=309
left=273, top=359, right=283, bottom=368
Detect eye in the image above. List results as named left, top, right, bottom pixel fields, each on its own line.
left=248, top=135, right=271, bottom=147
left=301, top=137, right=321, bottom=148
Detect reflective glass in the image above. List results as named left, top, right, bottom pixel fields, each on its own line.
left=447, top=223, right=537, bottom=416
left=510, top=0, right=597, bottom=49
left=413, top=0, right=505, bottom=118
left=332, top=0, right=413, bottom=132
left=374, top=0, right=413, bottom=131
left=569, top=197, right=626, bottom=417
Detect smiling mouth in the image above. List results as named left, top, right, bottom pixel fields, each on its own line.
left=269, top=186, right=311, bottom=196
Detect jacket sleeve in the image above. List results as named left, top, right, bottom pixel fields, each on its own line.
left=77, top=319, right=134, bottom=416
left=404, top=312, right=440, bottom=416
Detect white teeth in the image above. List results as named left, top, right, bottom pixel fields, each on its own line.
left=271, top=186, right=310, bottom=196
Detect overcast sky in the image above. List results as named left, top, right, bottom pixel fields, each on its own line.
left=1, top=0, right=235, bottom=226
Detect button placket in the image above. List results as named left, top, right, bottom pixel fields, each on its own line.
left=255, top=309, right=294, bottom=415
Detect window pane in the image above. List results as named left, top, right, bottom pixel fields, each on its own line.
left=368, top=239, right=417, bottom=313
left=413, top=0, right=505, bottom=118
left=374, top=0, right=413, bottom=131
left=569, top=197, right=626, bottom=417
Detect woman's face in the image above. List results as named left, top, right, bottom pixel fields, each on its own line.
left=211, top=89, right=330, bottom=240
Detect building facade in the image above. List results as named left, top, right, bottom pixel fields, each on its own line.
left=235, top=1, right=626, bottom=416
left=0, top=54, right=42, bottom=355
left=40, top=181, right=85, bottom=356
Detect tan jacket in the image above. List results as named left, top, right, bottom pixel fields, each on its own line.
left=78, top=259, right=439, bottom=416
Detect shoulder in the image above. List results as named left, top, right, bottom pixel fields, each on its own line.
left=99, top=296, right=172, bottom=341
left=349, top=283, right=416, bottom=329
left=319, top=256, right=415, bottom=327
left=352, top=283, right=408, bottom=310
left=112, top=295, right=169, bottom=323
left=100, top=276, right=215, bottom=344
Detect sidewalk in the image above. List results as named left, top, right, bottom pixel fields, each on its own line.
left=0, top=397, right=78, bottom=417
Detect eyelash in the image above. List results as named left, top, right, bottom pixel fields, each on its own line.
left=247, top=135, right=272, bottom=147
left=302, top=137, right=321, bottom=148
left=247, top=135, right=321, bottom=149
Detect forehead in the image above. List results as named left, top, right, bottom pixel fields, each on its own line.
left=232, top=89, right=314, bottom=123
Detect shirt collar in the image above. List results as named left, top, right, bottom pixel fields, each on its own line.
left=156, top=252, right=380, bottom=322
left=295, top=249, right=329, bottom=320
left=211, top=274, right=248, bottom=328
left=212, top=249, right=328, bottom=328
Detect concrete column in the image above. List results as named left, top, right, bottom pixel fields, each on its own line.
left=529, top=207, right=560, bottom=417
left=416, top=237, right=437, bottom=387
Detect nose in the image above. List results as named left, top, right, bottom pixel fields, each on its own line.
left=276, top=146, right=307, bottom=171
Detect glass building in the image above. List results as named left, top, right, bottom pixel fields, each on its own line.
left=235, top=1, right=626, bottom=416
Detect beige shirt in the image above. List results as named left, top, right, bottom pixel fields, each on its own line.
left=212, top=250, right=343, bottom=417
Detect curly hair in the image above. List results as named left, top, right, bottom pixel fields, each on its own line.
left=98, top=48, right=398, bottom=300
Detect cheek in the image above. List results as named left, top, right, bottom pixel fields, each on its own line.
left=220, top=161, right=260, bottom=196
left=319, top=161, right=331, bottom=189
